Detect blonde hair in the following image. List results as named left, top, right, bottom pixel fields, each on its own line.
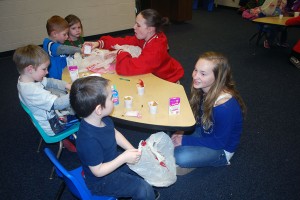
left=13, top=45, right=49, bottom=74
left=46, top=15, right=69, bottom=36
left=190, top=52, right=246, bottom=129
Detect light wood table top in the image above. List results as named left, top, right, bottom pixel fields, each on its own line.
left=62, top=68, right=196, bottom=131
left=253, top=16, right=291, bottom=26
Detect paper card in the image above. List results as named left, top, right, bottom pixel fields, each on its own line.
left=169, top=97, right=180, bottom=115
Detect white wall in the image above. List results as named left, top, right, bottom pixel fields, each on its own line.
left=0, top=0, right=136, bottom=53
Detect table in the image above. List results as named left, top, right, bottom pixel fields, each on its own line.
left=253, top=16, right=291, bottom=25
left=249, top=16, right=291, bottom=54
left=62, top=68, right=196, bottom=132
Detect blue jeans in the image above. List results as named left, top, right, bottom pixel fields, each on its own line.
left=174, top=128, right=228, bottom=168
left=87, top=164, right=155, bottom=200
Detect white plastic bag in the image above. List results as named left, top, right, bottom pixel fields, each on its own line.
left=261, top=0, right=278, bottom=16
left=127, top=132, right=177, bottom=187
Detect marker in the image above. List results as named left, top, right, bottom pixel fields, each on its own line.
left=119, top=78, right=130, bottom=81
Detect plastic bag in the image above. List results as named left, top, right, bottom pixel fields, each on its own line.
left=261, top=0, right=279, bottom=16
left=127, top=132, right=177, bottom=187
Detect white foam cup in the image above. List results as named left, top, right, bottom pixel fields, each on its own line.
left=124, top=96, right=133, bottom=109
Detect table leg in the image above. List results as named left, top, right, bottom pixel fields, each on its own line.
left=249, top=29, right=264, bottom=55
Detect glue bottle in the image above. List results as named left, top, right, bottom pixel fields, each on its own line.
left=111, top=85, right=119, bottom=106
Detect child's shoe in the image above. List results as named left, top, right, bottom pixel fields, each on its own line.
left=264, top=40, right=270, bottom=49
left=62, top=139, right=77, bottom=152
left=276, top=42, right=289, bottom=48
left=176, top=165, right=196, bottom=175
left=154, top=190, right=160, bottom=200
left=290, top=56, right=300, bottom=69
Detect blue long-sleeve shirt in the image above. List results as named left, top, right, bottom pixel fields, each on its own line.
left=182, top=98, right=243, bottom=153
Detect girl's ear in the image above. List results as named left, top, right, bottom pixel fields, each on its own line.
left=95, top=104, right=102, bottom=116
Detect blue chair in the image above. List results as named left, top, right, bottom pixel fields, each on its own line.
left=44, top=148, right=116, bottom=200
left=20, top=101, right=80, bottom=179
left=194, top=0, right=215, bottom=11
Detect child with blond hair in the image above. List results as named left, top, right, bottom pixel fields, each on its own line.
left=64, top=14, right=84, bottom=48
left=172, top=52, right=246, bottom=172
left=14, top=44, right=78, bottom=152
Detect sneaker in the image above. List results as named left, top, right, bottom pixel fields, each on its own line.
left=176, top=165, right=196, bottom=176
left=276, top=42, right=289, bottom=48
left=290, top=56, right=300, bottom=69
left=154, top=190, right=160, bottom=200
left=62, top=139, right=77, bottom=152
left=264, top=40, right=270, bottom=49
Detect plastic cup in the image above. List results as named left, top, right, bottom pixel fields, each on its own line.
left=294, top=12, right=299, bottom=17
left=124, top=96, right=133, bottom=109
left=279, top=14, right=283, bottom=19
left=148, top=101, right=158, bottom=114
left=137, top=86, right=145, bottom=95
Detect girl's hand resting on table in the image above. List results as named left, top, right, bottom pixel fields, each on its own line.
left=121, top=149, right=142, bottom=164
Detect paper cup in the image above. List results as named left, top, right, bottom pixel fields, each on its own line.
left=294, top=12, right=299, bottom=17
left=148, top=101, right=158, bottom=114
left=137, top=86, right=145, bottom=95
left=124, top=96, right=133, bottom=109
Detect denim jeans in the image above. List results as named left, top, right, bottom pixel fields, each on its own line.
left=174, top=128, right=228, bottom=168
left=86, top=164, right=155, bottom=200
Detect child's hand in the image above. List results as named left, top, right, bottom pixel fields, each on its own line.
left=122, top=149, right=142, bottom=164
left=83, top=41, right=99, bottom=50
left=65, top=83, right=72, bottom=90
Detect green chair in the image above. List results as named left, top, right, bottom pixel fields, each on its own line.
left=20, top=101, right=80, bottom=179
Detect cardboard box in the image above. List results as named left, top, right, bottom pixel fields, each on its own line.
left=169, top=97, right=180, bottom=115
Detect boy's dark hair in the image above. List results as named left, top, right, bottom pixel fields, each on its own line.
left=13, top=44, right=49, bottom=74
left=70, top=76, right=109, bottom=118
left=140, top=9, right=169, bottom=33
left=46, top=15, right=69, bottom=36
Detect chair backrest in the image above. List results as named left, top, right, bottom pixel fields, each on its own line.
left=20, top=101, right=80, bottom=143
left=44, top=148, right=94, bottom=199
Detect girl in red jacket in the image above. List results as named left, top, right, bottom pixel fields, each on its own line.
left=87, top=9, right=184, bottom=83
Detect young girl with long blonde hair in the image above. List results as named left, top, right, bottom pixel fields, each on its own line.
left=172, top=52, right=246, bottom=171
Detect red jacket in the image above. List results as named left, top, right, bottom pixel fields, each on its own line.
left=292, top=40, right=300, bottom=53
left=285, top=16, right=300, bottom=26
left=99, top=32, right=184, bottom=83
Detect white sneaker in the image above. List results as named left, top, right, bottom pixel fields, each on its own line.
left=290, top=56, right=300, bottom=69
left=176, top=165, right=196, bottom=176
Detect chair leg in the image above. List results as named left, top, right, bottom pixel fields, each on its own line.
left=37, top=137, right=43, bottom=153
left=55, top=181, right=66, bottom=200
left=49, top=141, right=64, bottom=179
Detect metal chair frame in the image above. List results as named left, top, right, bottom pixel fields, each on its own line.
left=20, top=101, right=80, bottom=179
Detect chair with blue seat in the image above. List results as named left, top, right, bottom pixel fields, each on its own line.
left=44, top=148, right=116, bottom=200
left=20, top=101, right=80, bottom=179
